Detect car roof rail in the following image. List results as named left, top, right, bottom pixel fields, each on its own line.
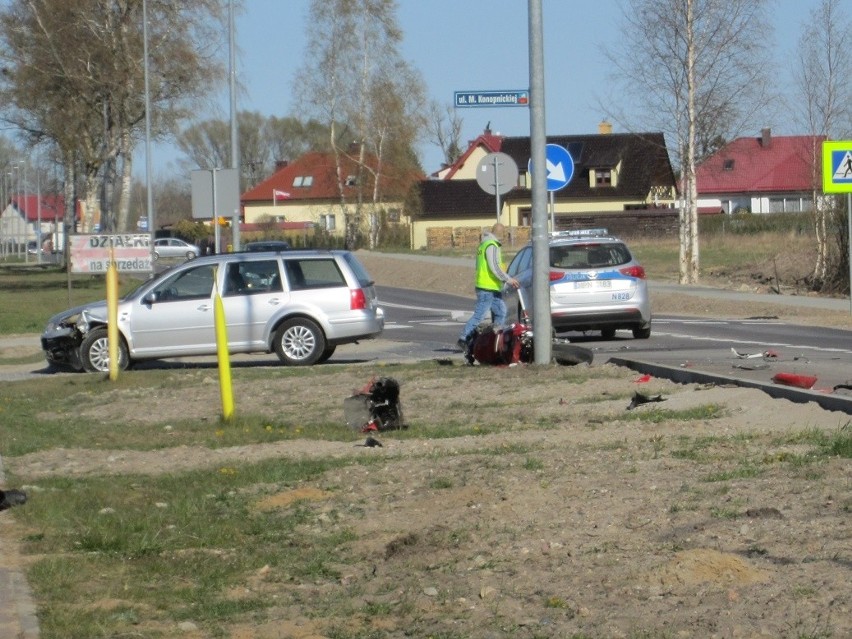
left=550, top=228, right=609, bottom=239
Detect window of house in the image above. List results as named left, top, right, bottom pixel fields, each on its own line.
left=595, top=169, right=612, bottom=186
left=321, top=214, right=336, bottom=231
left=345, top=175, right=357, bottom=186
left=387, top=209, right=400, bottom=223
left=723, top=159, right=735, bottom=171
left=293, top=176, right=314, bottom=187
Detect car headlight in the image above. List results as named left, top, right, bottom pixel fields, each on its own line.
left=48, top=312, right=81, bottom=332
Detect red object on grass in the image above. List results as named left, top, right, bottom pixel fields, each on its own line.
left=634, top=374, right=652, bottom=383
left=771, top=372, right=818, bottom=389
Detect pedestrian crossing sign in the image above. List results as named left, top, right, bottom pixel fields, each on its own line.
left=822, top=140, right=852, bottom=193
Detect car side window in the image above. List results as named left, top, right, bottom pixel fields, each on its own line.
left=284, top=258, right=346, bottom=290
left=223, top=260, right=282, bottom=296
left=508, top=247, right=532, bottom=276
left=151, top=264, right=214, bottom=301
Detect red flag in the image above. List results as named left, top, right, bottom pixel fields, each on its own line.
left=273, top=189, right=291, bottom=203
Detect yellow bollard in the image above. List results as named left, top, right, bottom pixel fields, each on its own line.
left=213, top=269, right=234, bottom=420
left=106, top=249, right=119, bottom=381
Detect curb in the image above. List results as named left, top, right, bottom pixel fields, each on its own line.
left=608, top=356, right=852, bottom=416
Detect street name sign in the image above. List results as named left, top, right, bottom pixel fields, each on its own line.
left=454, top=90, right=529, bottom=108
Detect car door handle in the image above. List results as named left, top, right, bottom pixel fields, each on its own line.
left=267, top=297, right=282, bottom=305
left=197, top=304, right=212, bottom=312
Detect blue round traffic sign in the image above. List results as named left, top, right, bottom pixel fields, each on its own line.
left=528, top=143, right=574, bottom=192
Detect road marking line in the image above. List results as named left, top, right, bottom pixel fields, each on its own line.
left=653, top=331, right=852, bottom=355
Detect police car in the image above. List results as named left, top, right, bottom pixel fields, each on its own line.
left=505, top=229, right=651, bottom=339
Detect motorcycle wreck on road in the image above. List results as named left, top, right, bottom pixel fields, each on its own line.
left=461, top=322, right=593, bottom=367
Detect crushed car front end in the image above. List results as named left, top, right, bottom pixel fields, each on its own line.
left=41, top=303, right=107, bottom=371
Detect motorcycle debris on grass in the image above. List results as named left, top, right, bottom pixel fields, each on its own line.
left=344, top=377, right=407, bottom=433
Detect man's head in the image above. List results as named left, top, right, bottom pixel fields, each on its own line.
left=491, top=223, right=505, bottom=235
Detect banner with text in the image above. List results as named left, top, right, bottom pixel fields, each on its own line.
left=70, top=234, right=153, bottom=274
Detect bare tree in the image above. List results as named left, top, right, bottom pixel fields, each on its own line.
left=264, top=116, right=341, bottom=165
left=177, top=119, right=232, bottom=174
left=0, top=0, right=227, bottom=238
left=607, top=0, right=773, bottom=284
left=427, top=101, right=464, bottom=169
left=295, top=0, right=425, bottom=249
left=793, top=0, right=852, bottom=293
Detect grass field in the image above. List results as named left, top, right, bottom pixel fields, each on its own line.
left=1, top=360, right=849, bottom=638
left=1, top=223, right=850, bottom=638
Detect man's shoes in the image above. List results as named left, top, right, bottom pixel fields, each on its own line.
left=456, top=338, right=468, bottom=352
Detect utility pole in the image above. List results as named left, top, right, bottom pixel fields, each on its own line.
left=528, top=0, right=552, bottom=364
left=229, top=0, right=241, bottom=251
left=143, top=0, right=155, bottom=258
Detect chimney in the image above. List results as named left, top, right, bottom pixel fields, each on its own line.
left=598, top=120, right=613, bottom=135
left=760, top=128, right=771, bottom=148
left=275, top=160, right=289, bottom=170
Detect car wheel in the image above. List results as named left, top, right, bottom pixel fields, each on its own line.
left=633, top=326, right=651, bottom=339
left=601, top=328, right=616, bottom=340
left=152, top=251, right=160, bottom=261
left=317, top=344, right=337, bottom=364
left=186, top=251, right=196, bottom=260
left=273, top=318, right=326, bottom=366
left=80, top=328, right=129, bottom=373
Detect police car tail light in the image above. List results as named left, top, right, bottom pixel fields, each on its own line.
left=350, top=288, right=367, bottom=310
left=548, top=271, right=564, bottom=282
left=619, top=265, right=646, bottom=279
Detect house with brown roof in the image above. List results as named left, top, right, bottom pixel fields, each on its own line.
left=695, top=128, right=824, bottom=214
left=414, top=123, right=678, bottom=249
left=240, top=149, right=419, bottom=237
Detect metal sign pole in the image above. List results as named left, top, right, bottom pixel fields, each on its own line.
left=213, top=169, right=220, bottom=254
left=549, top=191, right=554, bottom=232
left=494, top=155, right=501, bottom=222
left=848, top=192, right=851, bottom=314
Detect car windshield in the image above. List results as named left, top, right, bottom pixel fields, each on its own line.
left=550, top=243, right=632, bottom=269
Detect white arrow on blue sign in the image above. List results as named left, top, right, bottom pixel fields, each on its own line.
left=528, top=143, right=574, bottom=192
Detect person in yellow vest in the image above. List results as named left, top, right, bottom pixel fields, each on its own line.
left=457, top=223, right=520, bottom=351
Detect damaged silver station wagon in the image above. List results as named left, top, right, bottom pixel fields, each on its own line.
left=41, top=249, right=384, bottom=372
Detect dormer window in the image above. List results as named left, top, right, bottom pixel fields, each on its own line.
left=293, top=176, right=313, bottom=187
left=595, top=169, right=612, bottom=186
left=345, top=175, right=357, bottom=186
left=723, top=159, right=735, bottom=171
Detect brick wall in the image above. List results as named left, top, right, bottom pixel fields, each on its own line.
left=423, top=212, right=675, bottom=250
left=554, top=210, right=679, bottom=239
left=426, top=226, right=532, bottom=250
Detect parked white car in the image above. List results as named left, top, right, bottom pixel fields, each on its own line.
left=152, top=237, right=200, bottom=260
left=41, top=250, right=384, bottom=372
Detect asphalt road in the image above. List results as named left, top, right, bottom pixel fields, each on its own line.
left=3, top=281, right=850, bottom=412
left=374, top=285, right=852, bottom=414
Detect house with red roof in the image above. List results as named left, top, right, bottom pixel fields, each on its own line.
left=0, top=194, right=70, bottom=252
left=240, top=149, right=420, bottom=237
left=695, top=128, right=824, bottom=214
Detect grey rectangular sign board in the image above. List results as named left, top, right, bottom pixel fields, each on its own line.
left=191, top=168, right=240, bottom=220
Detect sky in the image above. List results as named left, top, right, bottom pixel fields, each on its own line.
left=150, top=0, right=830, bottom=178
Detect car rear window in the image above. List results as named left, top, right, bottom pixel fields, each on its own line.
left=339, top=252, right=374, bottom=288
left=284, top=258, right=346, bottom=290
left=550, top=243, right=632, bottom=268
